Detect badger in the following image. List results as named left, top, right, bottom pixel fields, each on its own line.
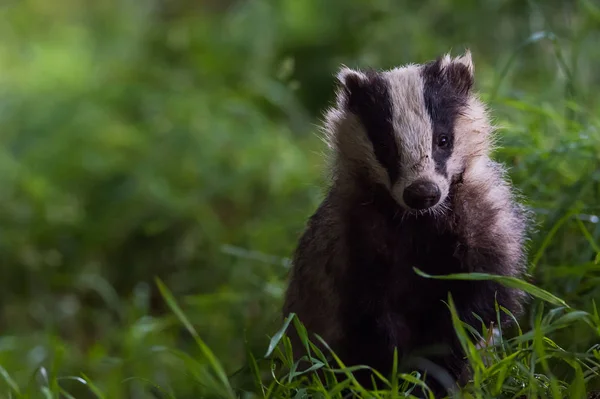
left=281, top=51, right=531, bottom=396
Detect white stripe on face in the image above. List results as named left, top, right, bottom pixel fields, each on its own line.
left=382, top=67, right=451, bottom=211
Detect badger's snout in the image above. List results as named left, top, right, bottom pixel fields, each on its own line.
left=403, top=180, right=441, bottom=210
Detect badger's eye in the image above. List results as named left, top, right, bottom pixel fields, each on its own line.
left=437, top=135, right=449, bottom=148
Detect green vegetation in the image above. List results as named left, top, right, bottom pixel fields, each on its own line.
left=0, top=0, right=599, bottom=397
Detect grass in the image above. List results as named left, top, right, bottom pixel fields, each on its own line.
left=157, top=272, right=600, bottom=399
left=1, top=0, right=600, bottom=398
left=2, top=275, right=598, bottom=398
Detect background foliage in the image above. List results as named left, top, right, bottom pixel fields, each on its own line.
left=0, top=0, right=599, bottom=397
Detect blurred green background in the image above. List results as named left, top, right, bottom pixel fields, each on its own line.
left=0, top=0, right=599, bottom=397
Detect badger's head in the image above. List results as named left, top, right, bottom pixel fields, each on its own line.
left=325, top=51, right=493, bottom=213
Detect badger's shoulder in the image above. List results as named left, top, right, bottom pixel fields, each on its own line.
left=450, top=156, right=531, bottom=276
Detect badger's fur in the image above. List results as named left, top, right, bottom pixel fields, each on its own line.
left=281, top=51, right=531, bottom=395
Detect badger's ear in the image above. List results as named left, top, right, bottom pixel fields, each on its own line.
left=453, top=49, right=474, bottom=77
left=337, top=66, right=367, bottom=93
left=335, top=66, right=368, bottom=109
left=445, top=50, right=474, bottom=95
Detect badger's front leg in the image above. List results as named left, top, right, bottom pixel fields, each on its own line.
left=451, top=162, right=530, bottom=327
left=426, top=168, right=530, bottom=391
left=414, top=265, right=524, bottom=396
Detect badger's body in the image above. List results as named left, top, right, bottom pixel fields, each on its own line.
left=282, top=52, right=531, bottom=395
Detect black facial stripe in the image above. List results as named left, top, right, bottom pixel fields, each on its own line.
left=421, top=59, right=473, bottom=177
left=346, top=71, right=399, bottom=183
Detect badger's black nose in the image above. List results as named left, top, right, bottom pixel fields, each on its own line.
left=403, top=180, right=441, bottom=210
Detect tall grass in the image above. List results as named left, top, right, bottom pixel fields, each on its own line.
left=2, top=276, right=598, bottom=398
left=0, top=0, right=599, bottom=398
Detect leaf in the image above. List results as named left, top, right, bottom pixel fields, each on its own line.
left=413, top=268, right=569, bottom=308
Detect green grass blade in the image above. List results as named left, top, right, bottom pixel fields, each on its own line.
left=413, top=268, right=569, bottom=307
left=397, top=373, right=434, bottom=399
left=121, top=377, right=177, bottom=399
left=245, top=337, right=265, bottom=397
left=265, top=313, right=296, bottom=358
left=57, top=377, right=87, bottom=399
left=530, top=208, right=581, bottom=274
left=0, top=365, right=21, bottom=397
left=155, top=277, right=235, bottom=399
left=576, top=218, right=600, bottom=253
left=313, top=334, right=371, bottom=395
left=58, top=388, right=77, bottom=399
left=40, top=386, right=54, bottom=399
left=488, top=30, right=556, bottom=101
left=390, top=347, right=398, bottom=399
left=80, top=374, right=107, bottom=399
left=326, top=378, right=353, bottom=397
